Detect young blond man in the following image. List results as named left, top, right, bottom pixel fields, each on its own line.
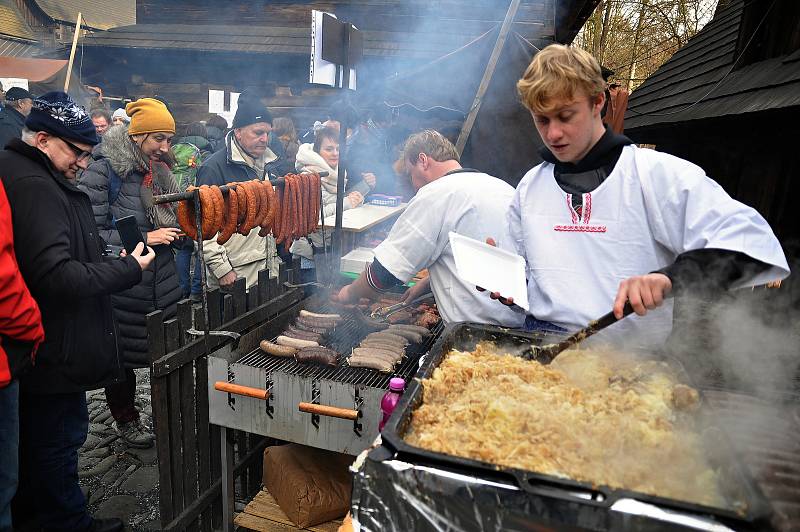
left=498, top=44, right=788, bottom=346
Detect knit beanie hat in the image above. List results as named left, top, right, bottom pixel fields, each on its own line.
left=232, top=94, right=273, bottom=129
left=25, top=91, right=99, bottom=146
left=112, top=107, right=130, bottom=124
left=126, top=98, right=175, bottom=136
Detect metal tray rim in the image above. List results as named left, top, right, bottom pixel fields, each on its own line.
left=380, top=321, right=773, bottom=526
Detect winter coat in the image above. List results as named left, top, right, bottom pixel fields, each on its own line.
left=206, top=126, right=226, bottom=153
left=0, top=179, right=44, bottom=388
left=291, top=143, right=372, bottom=259
left=196, top=132, right=279, bottom=287
left=78, top=126, right=182, bottom=367
left=0, top=139, right=142, bottom=393
left=0, top=106, right=25, bottom=148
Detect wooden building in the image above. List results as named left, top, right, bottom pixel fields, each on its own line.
left=76, top=0, right=597, bottom=128
left=625, top=0, right=800, bottom=334
left=624, top=0, right=800, bottom=259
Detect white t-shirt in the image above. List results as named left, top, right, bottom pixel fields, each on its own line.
left=373, top=170, right=525, bottom=327
left=509, top=145, right=789, bottom=348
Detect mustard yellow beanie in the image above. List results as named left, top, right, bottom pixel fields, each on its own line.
left=126, top=98, right=175, bottom=135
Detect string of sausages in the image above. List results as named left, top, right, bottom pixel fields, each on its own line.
left=176, top=173, right=322, bottom=247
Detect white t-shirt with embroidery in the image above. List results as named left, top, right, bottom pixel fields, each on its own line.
left=509, top=145, right=789, bottom=348
left=373, top=171, right=525, bottom=327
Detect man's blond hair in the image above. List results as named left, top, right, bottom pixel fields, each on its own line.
left=517, top=44, right=605, bottom=114
left=402, top=129, right=460, bottom=164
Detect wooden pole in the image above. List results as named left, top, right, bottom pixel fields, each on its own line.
left=455, top=0, right=521, bottom=156
left=64, top=12, right=82, bottom=92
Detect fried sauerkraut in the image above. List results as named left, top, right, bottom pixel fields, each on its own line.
left=405, top=344, right=723, bottom=507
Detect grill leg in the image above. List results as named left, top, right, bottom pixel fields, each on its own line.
left=221, top=426, right=234, bottom=532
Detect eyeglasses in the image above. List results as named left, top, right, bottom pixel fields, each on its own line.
left=61, top=138, right=92, bottom=162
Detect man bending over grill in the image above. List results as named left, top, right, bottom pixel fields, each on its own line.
left=489, top=44, right=789, bottom=347
left=333, top=130, right=524, bottom=328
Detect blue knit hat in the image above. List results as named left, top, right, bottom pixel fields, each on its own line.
left=25, top=91, right=100, bottom=146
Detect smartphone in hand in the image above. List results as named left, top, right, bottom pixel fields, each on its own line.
left=115, top=215, right=146, bottom=255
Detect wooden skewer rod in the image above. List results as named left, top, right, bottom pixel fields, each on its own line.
left=214, top=381, right=270, bottom=400
left=298, top=402, right=359, bottom=420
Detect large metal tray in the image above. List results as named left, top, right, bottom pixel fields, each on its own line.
left=380, top=322, right=773, bottom=531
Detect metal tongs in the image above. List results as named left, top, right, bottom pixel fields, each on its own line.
left=370, top=291, right=434, bottom=321
left=523, top=302, right=634, bottom=363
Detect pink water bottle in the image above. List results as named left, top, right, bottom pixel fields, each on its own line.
left=379, top=377, right=405, bottom=431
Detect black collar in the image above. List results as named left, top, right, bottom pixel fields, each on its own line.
left=539, top=125, right=633, bottom=174
left=442, top=167, right=480, bottom=177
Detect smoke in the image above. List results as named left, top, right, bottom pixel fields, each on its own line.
left=666, top=285, right=800, bottom=401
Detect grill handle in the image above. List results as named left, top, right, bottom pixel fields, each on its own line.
left=298, top=402, right=359, bottom=421
left=214, top=381, right=270, bottom=401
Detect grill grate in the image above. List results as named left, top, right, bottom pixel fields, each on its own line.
left=704, top=389, right=800, bottom=531
left=234, top=301, right=443, bottom=389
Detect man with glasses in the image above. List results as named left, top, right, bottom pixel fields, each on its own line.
left=0, top=91, right=154, bottom=532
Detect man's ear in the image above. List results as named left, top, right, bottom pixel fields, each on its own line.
left=35, top=131, right=49, bottom=148
left=418, top=152, right=428, bottom=169
left=592, top=92, right=605, bottom=116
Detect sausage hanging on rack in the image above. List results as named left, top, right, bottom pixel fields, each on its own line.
left=198, top=185, right=219, bottom=236
left=177, top=186, right=198, bottom=240
left=236, top=183, right=248, bottom=226
left=239, top=181, right=259, bottom=235
left=209, top=185, right=225, bottom=236
left=217, top=186, right=239, bottom=245
left=253, top=179, right=268, bottom=228
left=272, top=183, right=285, bottom=243
left=258, top=181, right=276, bottom=237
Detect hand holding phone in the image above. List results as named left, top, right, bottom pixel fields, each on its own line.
left=115, top=215, right=146, bottom=254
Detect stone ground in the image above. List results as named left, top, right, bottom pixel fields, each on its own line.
left=79, top=368, right=161, bottom=532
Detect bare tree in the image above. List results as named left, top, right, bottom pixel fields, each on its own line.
left=575, top=0, right=719, bottom=90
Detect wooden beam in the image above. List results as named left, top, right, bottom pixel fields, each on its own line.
left=64, top=12, right=82, bottom=92
left=455, top=0, right=522, bottom=156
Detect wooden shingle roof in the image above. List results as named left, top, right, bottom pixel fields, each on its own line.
left=32, top=0, right=135, bottom=30
left=625, top=0, right=800, bottom=130
left=0, top=0, right=36, bottom=42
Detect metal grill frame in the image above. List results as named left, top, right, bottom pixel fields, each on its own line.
left=209, top=298, right=443, bottom=455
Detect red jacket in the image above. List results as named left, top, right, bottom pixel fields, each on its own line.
left=0, top=179, right=44, bottom=387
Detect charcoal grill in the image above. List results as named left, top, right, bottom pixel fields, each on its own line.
left=208, top=299, right=443, bottom=455
left=351, top=322, right=796, bottom=532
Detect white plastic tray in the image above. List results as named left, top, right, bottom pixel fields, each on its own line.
left=449, top=231, right=529, bottom=312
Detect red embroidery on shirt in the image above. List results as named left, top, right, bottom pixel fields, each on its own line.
left=555, top=192, right=606, bottom=233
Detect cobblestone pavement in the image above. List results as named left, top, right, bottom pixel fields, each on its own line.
left=80, top=369, right=161, bottom=531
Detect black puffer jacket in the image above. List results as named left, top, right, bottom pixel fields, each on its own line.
left=0, top=139, right=143, bottom=394
left=78, top=126, right=182, bottom=367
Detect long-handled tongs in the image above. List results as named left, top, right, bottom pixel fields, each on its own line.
left=370, top=291, right=434, bottom=321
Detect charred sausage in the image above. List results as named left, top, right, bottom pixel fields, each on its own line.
left=295, top=346, right=338, bottom=366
